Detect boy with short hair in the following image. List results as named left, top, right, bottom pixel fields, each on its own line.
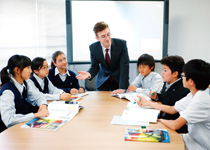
left=150, top=55, right=190, bottom=133
left=127, top=53, right=163, bottom=96
left=113, top=54, right=163, bottom=95
left=138, top=59, right=210, bottom=150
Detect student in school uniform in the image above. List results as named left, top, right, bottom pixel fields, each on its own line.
left=137, top=59, right=210, bottom=150
left=0, top=55, right=49, bottom=133
left=30, top=57, right=71, bottom=100
left=48, top=51, right=85, bottom=95
left=112, top=54, right=163, bottom=95
left=149, top=55, right=190, bottom=133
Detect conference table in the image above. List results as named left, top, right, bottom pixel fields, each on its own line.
left=0, top=91, right=184, bottom=150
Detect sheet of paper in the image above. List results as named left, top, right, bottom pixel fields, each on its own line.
left=110, top=115, right=149, bottom=126
left=110, top=92, right=151, bottom=103
left=126, top=102, right=152, bottom=109
left=121, top=109, right=160, bottom=123
left=43, top=111, right=77, bottom=120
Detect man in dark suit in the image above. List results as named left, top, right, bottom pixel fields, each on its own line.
left=76, top=22, right=129, bottom=91
left=149, top=55, right=190, bottom=133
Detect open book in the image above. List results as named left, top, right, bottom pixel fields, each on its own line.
left=125, top=128, right=170, bottom=143
left=21, top=101, right=82, bottom=131
left=110, top=92, right=151, bottom=103
left=66, top=92, right=89, bottom=102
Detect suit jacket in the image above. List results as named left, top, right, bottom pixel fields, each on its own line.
left=88, top=38, right=129, bottom=89
left=156, top=79, right=190, bottom=133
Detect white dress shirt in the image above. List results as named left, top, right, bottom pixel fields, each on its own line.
left=175, top=89, right=210, bottom=150
left=31, top=73, right=64, bottom=100
left=55, top=67, right=71, bottom=82
left=101, top=44, right=111, bottom=59
left=131, top=72, right=163, bottom=96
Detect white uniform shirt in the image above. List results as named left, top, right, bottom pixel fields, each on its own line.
left=55, top=67, right=70, bottom=82
left=31, top=73, right=64, bottom=100
left=131, top=72, right=163, bottom=96
left=175, top=89, right=210, bottom=150
left=0, top=76, right=47, bottom=128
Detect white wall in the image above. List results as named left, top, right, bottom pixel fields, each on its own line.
left=70, top=0, right=210, bottom=88
left=168, top=0, right=210, bottom=63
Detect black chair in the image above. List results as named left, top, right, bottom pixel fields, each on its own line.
left=85, top=76, right=96, bottom=91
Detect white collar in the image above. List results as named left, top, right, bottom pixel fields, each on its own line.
left=142, top=72, right=154, bottom=81
left=10, top=75, right=26, bottom=94
left=166, top=78, right=181, bottom=88
left=55, top=67, right=70, bottom=76
left=33, top=73, right=44, bottom=86
left=101, top=44, right=111, bottom=52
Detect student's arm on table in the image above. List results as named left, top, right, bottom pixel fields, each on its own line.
left=111, top=89, right=125, bottom=94
left=159, top=117, right=187, bottom=131
left=137, top=95, right=178, bottom=115
left=127, top=85, right=137, bottom=92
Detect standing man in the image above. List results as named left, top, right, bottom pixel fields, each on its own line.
left=76, top=22, right=129, bottom=92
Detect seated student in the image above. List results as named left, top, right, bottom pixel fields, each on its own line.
left=0, top=55, right=49, bottom=133
left=48, top=51, right=85, bottom=95
left=30, top=57, right=71, bottom=100
left=112, top=54, right=163, bottom=95
left=149, top=55, right=190, bottom=133
left=137, top=59, right=210, bottom=150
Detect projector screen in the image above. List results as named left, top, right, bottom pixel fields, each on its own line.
left=67, top=0, right=168, bottom=63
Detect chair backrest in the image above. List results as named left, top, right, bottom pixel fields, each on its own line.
left=85, top=76, right=96, bottom=91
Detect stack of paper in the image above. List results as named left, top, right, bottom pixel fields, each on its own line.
left=111, top=101, right=160, bottom=126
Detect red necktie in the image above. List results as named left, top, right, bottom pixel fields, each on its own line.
left=105, top=49, right=113, bottom=81
left=105, top=49, right=111, bottom=67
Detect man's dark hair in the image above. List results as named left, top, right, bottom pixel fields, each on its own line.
left=161, top=55, right=185, bottom=78
left=93, top=21, right=109, bottom=37
left=137, top=54, right=155, bottom=71
left=183, top=59, right=210, bottom=90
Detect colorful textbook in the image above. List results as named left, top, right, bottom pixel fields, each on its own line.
left=22, top=118, right=68, bottom=131
left=21, top=101, right=82, bottom=131
left=125, top=128, right=170, bottom=143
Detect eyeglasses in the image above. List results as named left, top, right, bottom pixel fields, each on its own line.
left=41, top=66, right=49, bottom=70
left=181, top=73, right=186, bottom=77
left=100, top=33, right=111, bottom=39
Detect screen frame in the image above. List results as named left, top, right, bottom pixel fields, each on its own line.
left=66, top=0, right=169, bottom=64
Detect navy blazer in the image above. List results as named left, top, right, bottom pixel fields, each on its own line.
left=156, top=79, right=190, bottom=133
left=88, top=38, right=129, bottom=89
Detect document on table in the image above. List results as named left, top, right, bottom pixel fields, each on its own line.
left=110, top=92, right=151, bottom=103
left=44, top=101, right=81, bottom=120
left=110, top=115, right=149, bottom=126
left=126, top=102, right=152, bottom=109
left=121, top=108, right=160, bottom=123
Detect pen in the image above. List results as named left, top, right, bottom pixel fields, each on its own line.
left=133, top=98, right=141, bottom=104
left=72, top=98, right=82, bottom=102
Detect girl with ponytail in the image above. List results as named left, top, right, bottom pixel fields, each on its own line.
left=0, top=55, right=49, bottom=133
